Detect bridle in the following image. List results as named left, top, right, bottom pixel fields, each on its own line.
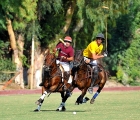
left=44, top=52, right=56, bottom=72
left=43, top=51, right=65, bottom=94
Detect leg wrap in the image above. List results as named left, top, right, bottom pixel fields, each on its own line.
left=65, top=90, right=71, bottom=97
left=93, top=92, right=99, bottom=99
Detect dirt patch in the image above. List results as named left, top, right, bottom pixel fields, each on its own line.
left=1, top=80, right=123, bottom=90
left=0, top=82, right=21, bottom=90
left=105, top=80, right=124, bottom=87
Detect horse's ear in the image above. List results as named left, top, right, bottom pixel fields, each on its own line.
left=48, top=49, right=50, bottom=54
left=43, top=49, right=49, bottom=59
left=49, top=48, right=56, bottom=55
left=44, top=49, right=48, bottom=54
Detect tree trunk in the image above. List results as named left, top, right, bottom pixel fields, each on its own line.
left=49, top=0, right=76, bottom=48
left=34, top=43, right=48, bottom=89
left=73, top=19, right=84, bottom=49
left=6, top=18, right=24, bottom=89
left=62, top=0, right=76, bottom=34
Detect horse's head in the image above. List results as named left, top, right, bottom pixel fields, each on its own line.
left=73, top=50, right=84, bottom=68
left=44, top=50, right=56, bottom=72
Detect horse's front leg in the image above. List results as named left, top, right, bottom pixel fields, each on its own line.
left=34, top=99, right=44, bottom=112
left=34, top=90, right=48, bottom=111
left=56, top=90, right=72, bottom=111
left=75, top=89, right=88, bottom=105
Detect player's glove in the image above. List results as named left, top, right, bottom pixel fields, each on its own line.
left=103, top=51, right=108, bottom=57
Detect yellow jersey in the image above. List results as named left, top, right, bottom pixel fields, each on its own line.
left=83, top=40, right=103, bottom=58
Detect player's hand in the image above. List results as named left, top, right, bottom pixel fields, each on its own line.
left=57, top=48, right=61, bottom=52
left=85, top=59, right=90, bottom=63
left=84, top=57, right=90, bottom=63
left=61, top=56, right=66, bottom=59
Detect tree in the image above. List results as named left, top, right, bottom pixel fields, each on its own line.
left=116, top=0, right=140, bottom=85
left=0, top=0, right=38, bottom=88
left=0, top=0, right=133, bottom=88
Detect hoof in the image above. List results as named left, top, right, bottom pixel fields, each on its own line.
left=83, top=97, right=90, bottom=103
left=90, top=98, right=95, bottom=104
left=34, top=109, right=40, bottom=112
left=62, top=106, right=66, bottom=111
left=85, top=97, right=90, bottom=101
left=56, top=106, right=66, bottom=111
left=75, top=102, right=80, bottom=105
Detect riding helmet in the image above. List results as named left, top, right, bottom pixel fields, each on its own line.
left=64, top=36, right=72, bottom=43
left=96, top=33, right=105, bottom=40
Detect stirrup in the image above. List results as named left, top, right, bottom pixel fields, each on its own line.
left=88, top=87, right=93, bottom=94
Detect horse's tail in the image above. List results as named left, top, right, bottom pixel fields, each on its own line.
left=105, top=70, right=111, bottom=79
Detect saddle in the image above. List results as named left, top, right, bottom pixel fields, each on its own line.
left=87, top=64, right=102, bottom=80
left=58, top=64, right=71, bottom=81
left=72, top=49, right=102, bottom=81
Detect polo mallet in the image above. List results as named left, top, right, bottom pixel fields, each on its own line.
left=59, top=38, right=66, bottom=46
left=105, top=20, right=108, bottom=53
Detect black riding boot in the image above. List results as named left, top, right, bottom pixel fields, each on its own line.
left=88, top=66, right=98, bottom=94
left=39, top=81, right=44, bottom=86
left=39, top=77, right=45, bottom=86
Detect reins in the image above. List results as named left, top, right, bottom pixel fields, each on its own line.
left=45, top=54, right=56, bottom=68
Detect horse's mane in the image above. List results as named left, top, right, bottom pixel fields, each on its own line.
left=74, top=50, right=83, bottom=60
left=73, top=50, right=84, bottom=67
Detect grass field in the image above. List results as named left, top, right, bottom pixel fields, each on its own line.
left=0, top=91, right=140, bottom=120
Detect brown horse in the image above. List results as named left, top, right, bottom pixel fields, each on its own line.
left=34, top=50, right=72, bottom=111
left=69, top=50, right=108, bottom=104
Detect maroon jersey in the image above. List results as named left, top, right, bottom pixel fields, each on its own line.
left=56, top=42, right=74, bottom=62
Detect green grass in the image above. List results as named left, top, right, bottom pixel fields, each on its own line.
left=0, top=91, right=140, bottom=120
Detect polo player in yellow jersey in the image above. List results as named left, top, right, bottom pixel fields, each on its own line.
left=83, top=33, right=107, bottom=94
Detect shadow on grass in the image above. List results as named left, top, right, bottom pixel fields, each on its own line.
left=32, top=109, right=86, bottom=112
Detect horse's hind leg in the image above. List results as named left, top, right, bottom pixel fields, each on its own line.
left=90, top=91, right=100, bottom=104
left=90, top=70, right=107, bottom=104
left=90, top=85, right=103, bottom=104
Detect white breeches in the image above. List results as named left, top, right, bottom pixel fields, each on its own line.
left=56, top=60, right=72, bottom=83
left=56, top=60, right=70, bottom=71
left=84, top=57, right=97, bottom=66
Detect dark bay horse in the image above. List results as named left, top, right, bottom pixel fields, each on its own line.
left=34, top=50, right=72, bottom=111
left=69, top=50, right=108, bottom=104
